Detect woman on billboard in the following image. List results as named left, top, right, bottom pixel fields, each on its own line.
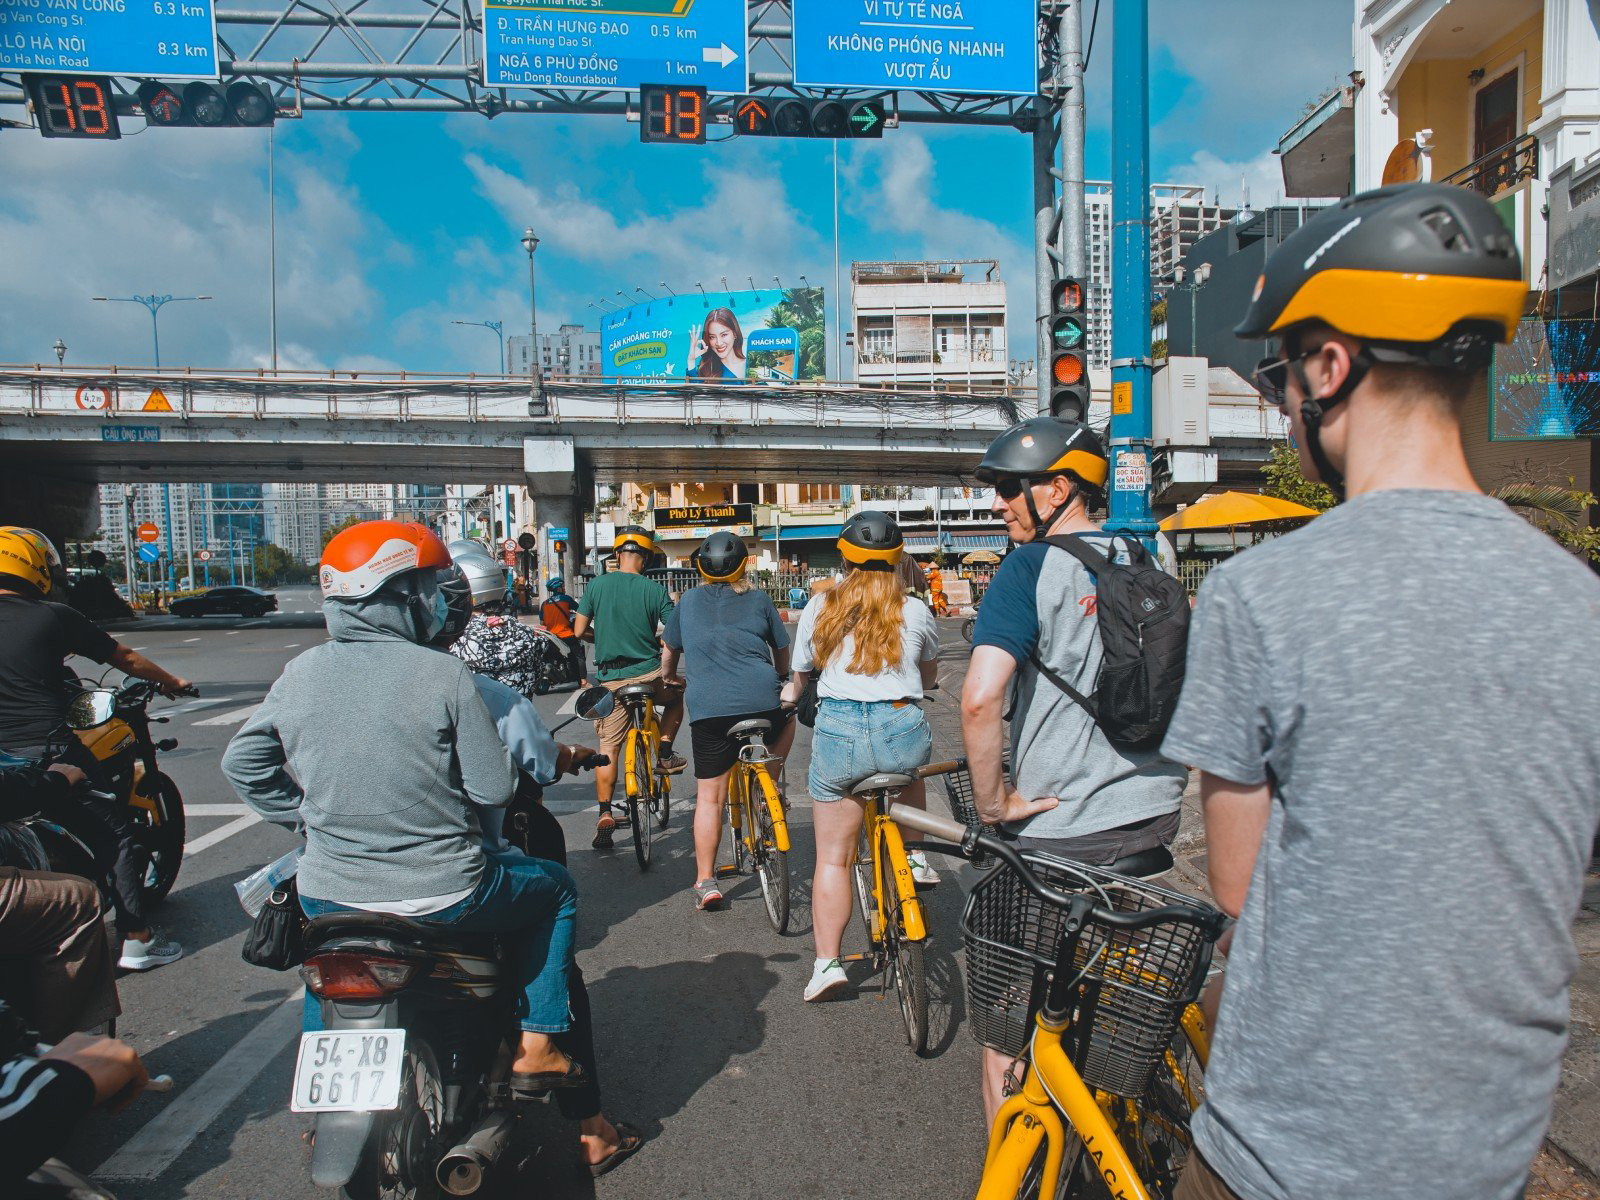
left=687, top=308, right=747, bottom=380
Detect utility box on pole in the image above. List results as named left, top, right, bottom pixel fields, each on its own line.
left=1152, top=356, right=1217, bottom=505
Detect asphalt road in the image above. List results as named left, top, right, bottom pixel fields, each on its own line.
left=60, top=606, right=993, bottom=1199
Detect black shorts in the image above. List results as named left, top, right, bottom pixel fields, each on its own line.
left=689, top=708, right=793, bottom=780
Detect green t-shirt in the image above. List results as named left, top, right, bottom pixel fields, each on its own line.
left=577, top=571, right=675, bottom=682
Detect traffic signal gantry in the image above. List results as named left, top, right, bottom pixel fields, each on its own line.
left=1049, top=277, right=1091, bottom=423
left=136, top=80, right=276, bottom=128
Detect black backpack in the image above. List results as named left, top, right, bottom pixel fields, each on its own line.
left=1028, top=534, right=1190, bottom=751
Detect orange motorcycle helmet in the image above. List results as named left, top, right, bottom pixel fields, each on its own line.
left=319, top=520, right=452, bottom=600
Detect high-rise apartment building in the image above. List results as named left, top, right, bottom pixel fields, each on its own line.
left=1085, top=183, right=1239, bottom=369
left=508, top=324, right=602, bottom=379
left=851, top=260, right=1008, bottom=388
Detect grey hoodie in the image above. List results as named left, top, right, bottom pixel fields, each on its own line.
left=221, top=589, right=518, bottom=904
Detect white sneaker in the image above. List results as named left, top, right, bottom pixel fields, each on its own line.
left=907, top=852, right=939, bottom=888
left=804, top=957, right=848, bottom=1003
left=119, top=930, right=184, bottom=971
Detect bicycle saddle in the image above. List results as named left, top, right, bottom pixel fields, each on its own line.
left=847, top=771, right=915, bottom=793
left=728, top=719, right=771, bottom=740
left=1104, top=845, right=1174, bottom=879
left=614, top=684, right=656, bottom=701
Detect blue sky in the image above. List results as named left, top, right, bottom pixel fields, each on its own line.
left=0, top=0, right=1353, bottom=374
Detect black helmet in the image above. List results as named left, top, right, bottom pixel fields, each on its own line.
left=1236, top=182, right=1524, bottom=357
left=838, top=510, right=903, bottom=571
left=975, top=415, right=1109, bottom=492
left=692, top=531, right=748, bottom=582
left=433, top=562, right=473, bottom=645
left=613, top=525, right=656, bottom=557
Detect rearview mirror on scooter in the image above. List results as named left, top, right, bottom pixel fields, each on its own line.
left=574, top=686, right=613, bottom=721
left=66, top=688, right=117, bottom=730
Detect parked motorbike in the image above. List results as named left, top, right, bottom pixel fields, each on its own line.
left=66, top=678, right=195, bottom=905
left=293, top=689, right=612, bottom=1197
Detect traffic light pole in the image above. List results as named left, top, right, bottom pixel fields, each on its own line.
left=1106, top=0, right=1157, bottom=537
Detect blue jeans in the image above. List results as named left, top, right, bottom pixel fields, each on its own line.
left=299, top=850, right=577, bottom=1035
left=807, top=698, right=933, bottom=802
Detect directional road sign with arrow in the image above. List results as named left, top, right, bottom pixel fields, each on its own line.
left=483, top=0, right=747, bottom=93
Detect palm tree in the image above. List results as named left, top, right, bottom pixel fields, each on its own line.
left=1492, top=482, right=1600, bottom=563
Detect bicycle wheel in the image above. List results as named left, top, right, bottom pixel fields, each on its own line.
left=749, top=773, right=790, bottom=934
left=851, top=830, right=877, bottom=950
left=879, top=835, right=928, bottom=1054
left=1124, top=1031, right=1206, bottom=1196
left=626, top=735, right=653, bottom=871
left=651, top=763, right=671, bottom=828
left=961, top=616, right=976, bottom=643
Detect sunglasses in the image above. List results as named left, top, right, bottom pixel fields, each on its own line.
left=1252, top=348, right=1315, bottom=410
left=992, top=477, right=1032, bottom=500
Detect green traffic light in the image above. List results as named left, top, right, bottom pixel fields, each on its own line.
left=1052, top=316, right=1085, bottom=350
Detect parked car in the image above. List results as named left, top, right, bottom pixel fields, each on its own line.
left=169, top=586, right=278, bottom=617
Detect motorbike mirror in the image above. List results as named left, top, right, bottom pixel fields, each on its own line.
left=574, top=686, right=614, bottom=721
left=66, top=688, right=116, bottom=730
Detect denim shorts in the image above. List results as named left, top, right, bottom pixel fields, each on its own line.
left=807, top=698, right=933, bottom=803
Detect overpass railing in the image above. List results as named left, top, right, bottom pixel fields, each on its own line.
left=0, top=367, right=1024, bottom=431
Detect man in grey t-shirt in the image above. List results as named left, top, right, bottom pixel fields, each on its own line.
left=1165, top=183, right=1600, bottom=1200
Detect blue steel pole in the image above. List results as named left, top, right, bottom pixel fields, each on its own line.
left=1107, top=0, right=1156, bottom=537
left=162, top=484, right=176, bottom=591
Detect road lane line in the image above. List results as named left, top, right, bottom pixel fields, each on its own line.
left=556, top=691, right=579, bottom=717
left=284, top=642, right=300, bottom=649
left=183, top=813, right=261, bottom=856
left=167, top=698, right=231, bottom=714
left=194, top=703, right=262, bottom=727
left=185, top=803, right=252, bottom=817
left=183, top=637, right=200, bottom=643
left=95, top=989, right=305, bottom=1182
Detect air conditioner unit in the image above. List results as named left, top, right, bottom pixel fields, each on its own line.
left=1153, top=355, right=1210, bottom=447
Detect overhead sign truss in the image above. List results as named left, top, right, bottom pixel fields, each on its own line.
left=0, top=0, right=1050, bottom=127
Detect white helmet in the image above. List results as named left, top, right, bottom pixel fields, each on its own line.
left=454, top=552, right=507, bottom=608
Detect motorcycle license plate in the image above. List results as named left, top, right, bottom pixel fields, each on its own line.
left=290, top=1029, right=406, bottom=1113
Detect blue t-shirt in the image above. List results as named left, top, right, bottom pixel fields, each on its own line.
left=662, top=583, right=789, bottom=721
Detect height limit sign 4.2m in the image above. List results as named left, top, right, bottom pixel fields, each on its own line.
left=483, top=0, right=747, bottom=93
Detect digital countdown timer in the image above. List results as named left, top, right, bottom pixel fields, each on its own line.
left=640, top=85, right=707, bottom=145
left=23, top=74, right=122, bottom=140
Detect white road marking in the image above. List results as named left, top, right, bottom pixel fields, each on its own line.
left=182, top=812, right=261, bottom=856
left=185, top=803, right=252, bottom=817
left=556, top=691, right=580, bottom=717
left=182, top=637, right=200, bottom=643
left=224, top=631, right=239, bottom=636
left=166, top=697, right=232, bottom=715
left=284, top=642, right=300, bottom=649
left=95, top=989, right=305, bottom=1182
left=194, top=703, right=261, bottom=727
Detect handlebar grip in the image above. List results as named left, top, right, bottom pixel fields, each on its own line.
left=575, top=753, right=610, bottom=770
left=916, top=760, right=964, bottom=780
left=888, top=802, right=967, bottom=844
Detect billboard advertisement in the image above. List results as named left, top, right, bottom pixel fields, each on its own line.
left=1490, top=319, right=1600, bottom=440
left=601, top=286, right=825, bottom=382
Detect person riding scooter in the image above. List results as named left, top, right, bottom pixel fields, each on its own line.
left=221, top=520, right=585, bottom=1096
left=539, top=576, right=587, bottom=686
left=450, top=552, right=549, bottom=699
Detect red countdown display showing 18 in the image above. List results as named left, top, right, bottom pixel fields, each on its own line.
left=23, top=74, right=122, bottom=139
left=639, top=85, right=707, bottom=145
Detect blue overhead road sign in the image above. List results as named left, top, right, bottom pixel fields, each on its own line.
left=484, top=0, right=747, bottom=93
left=137, top=543, right=161, bottom=564
left=0, top=0, right=218, bottom=79
left=792, top=0, right=1036, bottom=97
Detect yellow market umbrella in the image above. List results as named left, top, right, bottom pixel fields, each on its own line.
left=1159, top=491, right=1321, bottom=533
left=961, top=549, right=1002, bottom=565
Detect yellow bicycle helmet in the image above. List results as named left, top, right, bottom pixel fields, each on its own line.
left=613, top=525, right=656, bottom=557
left=838, top=510, right=903, bottom=571
left=0, top=528, right=53, bottom=595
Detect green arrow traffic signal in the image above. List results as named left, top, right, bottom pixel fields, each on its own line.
left=848, top=101, right=884, bottom=139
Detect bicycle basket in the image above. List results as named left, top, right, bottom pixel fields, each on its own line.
left=960, top=851, right=1215, bottom=1098
left=943, top=755, right=1009, bottom=871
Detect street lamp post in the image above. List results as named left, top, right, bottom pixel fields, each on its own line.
left=450, top=319, right=506, bottom=374
left=521, top=229, right=542, bottom=399
left=53, top=339, right=66, bottom=366
left=91, top=292, right=213, bottom=368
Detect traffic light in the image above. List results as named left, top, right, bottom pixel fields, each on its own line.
left=735, top=97, right=884, bottom=139
left=1049, top=277, right=1091, bottom=422
left=137, top=80, right=276, bottom=128
left=552, top=540, right=567, bottom=556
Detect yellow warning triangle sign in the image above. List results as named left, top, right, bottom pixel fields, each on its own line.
left=143, top=387, right=173, bottom=413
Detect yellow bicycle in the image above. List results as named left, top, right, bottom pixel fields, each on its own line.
left=892, top=805, right=1224, bottom=1199
left=838, top=760, right=962, bottom=1055
left=614, top=682, right=672, bottom=872
left=718, top=716, right=792, bottom=933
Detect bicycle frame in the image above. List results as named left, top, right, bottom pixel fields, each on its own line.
left=978, top=1003, right=1212, bottom=1200
left=861, top=791, right=927, bottom=945
left=729, top=745, right=790, bottom=855
left=619, top=699, right=661, bottom=800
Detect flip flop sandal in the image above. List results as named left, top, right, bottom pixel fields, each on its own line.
left=511, top=1055, right=588, bottom=1098
left=587, top=1122, right=643, bottom=1178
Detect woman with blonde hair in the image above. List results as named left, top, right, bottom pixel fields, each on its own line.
left=782, top=511, right=940, bottom=1002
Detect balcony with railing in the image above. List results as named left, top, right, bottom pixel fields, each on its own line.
left=1443, top=133, right=1538, bottom=198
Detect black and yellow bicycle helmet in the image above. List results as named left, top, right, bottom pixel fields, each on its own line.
left=838, top=510, right=903, bottom=571
left=692, top=531, right=747, bottom=582
left=1237, top=182, right=1526, bottom=492
left=974, top=416, right=1108, bottom=540
left=613, top=525, right=657, bottom=557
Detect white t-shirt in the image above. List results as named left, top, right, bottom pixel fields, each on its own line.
left=792, top=593, right=940, bottom=702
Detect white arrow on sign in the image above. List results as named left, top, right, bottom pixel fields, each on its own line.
left=702, top=42, right=739, bottom=68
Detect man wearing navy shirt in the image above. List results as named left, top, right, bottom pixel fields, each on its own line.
left=960, top=416, right=1186, bottom=1124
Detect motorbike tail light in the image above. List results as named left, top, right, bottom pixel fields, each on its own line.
left=300, top=953, right=419, bottom=999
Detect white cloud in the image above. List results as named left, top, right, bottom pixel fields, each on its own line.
left=1173, top=149, right=1290, bottom=211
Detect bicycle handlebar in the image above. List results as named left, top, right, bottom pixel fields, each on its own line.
left=915, top=760, right=964, bottom=780
left=888, top=802, right=1225, bottom=938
